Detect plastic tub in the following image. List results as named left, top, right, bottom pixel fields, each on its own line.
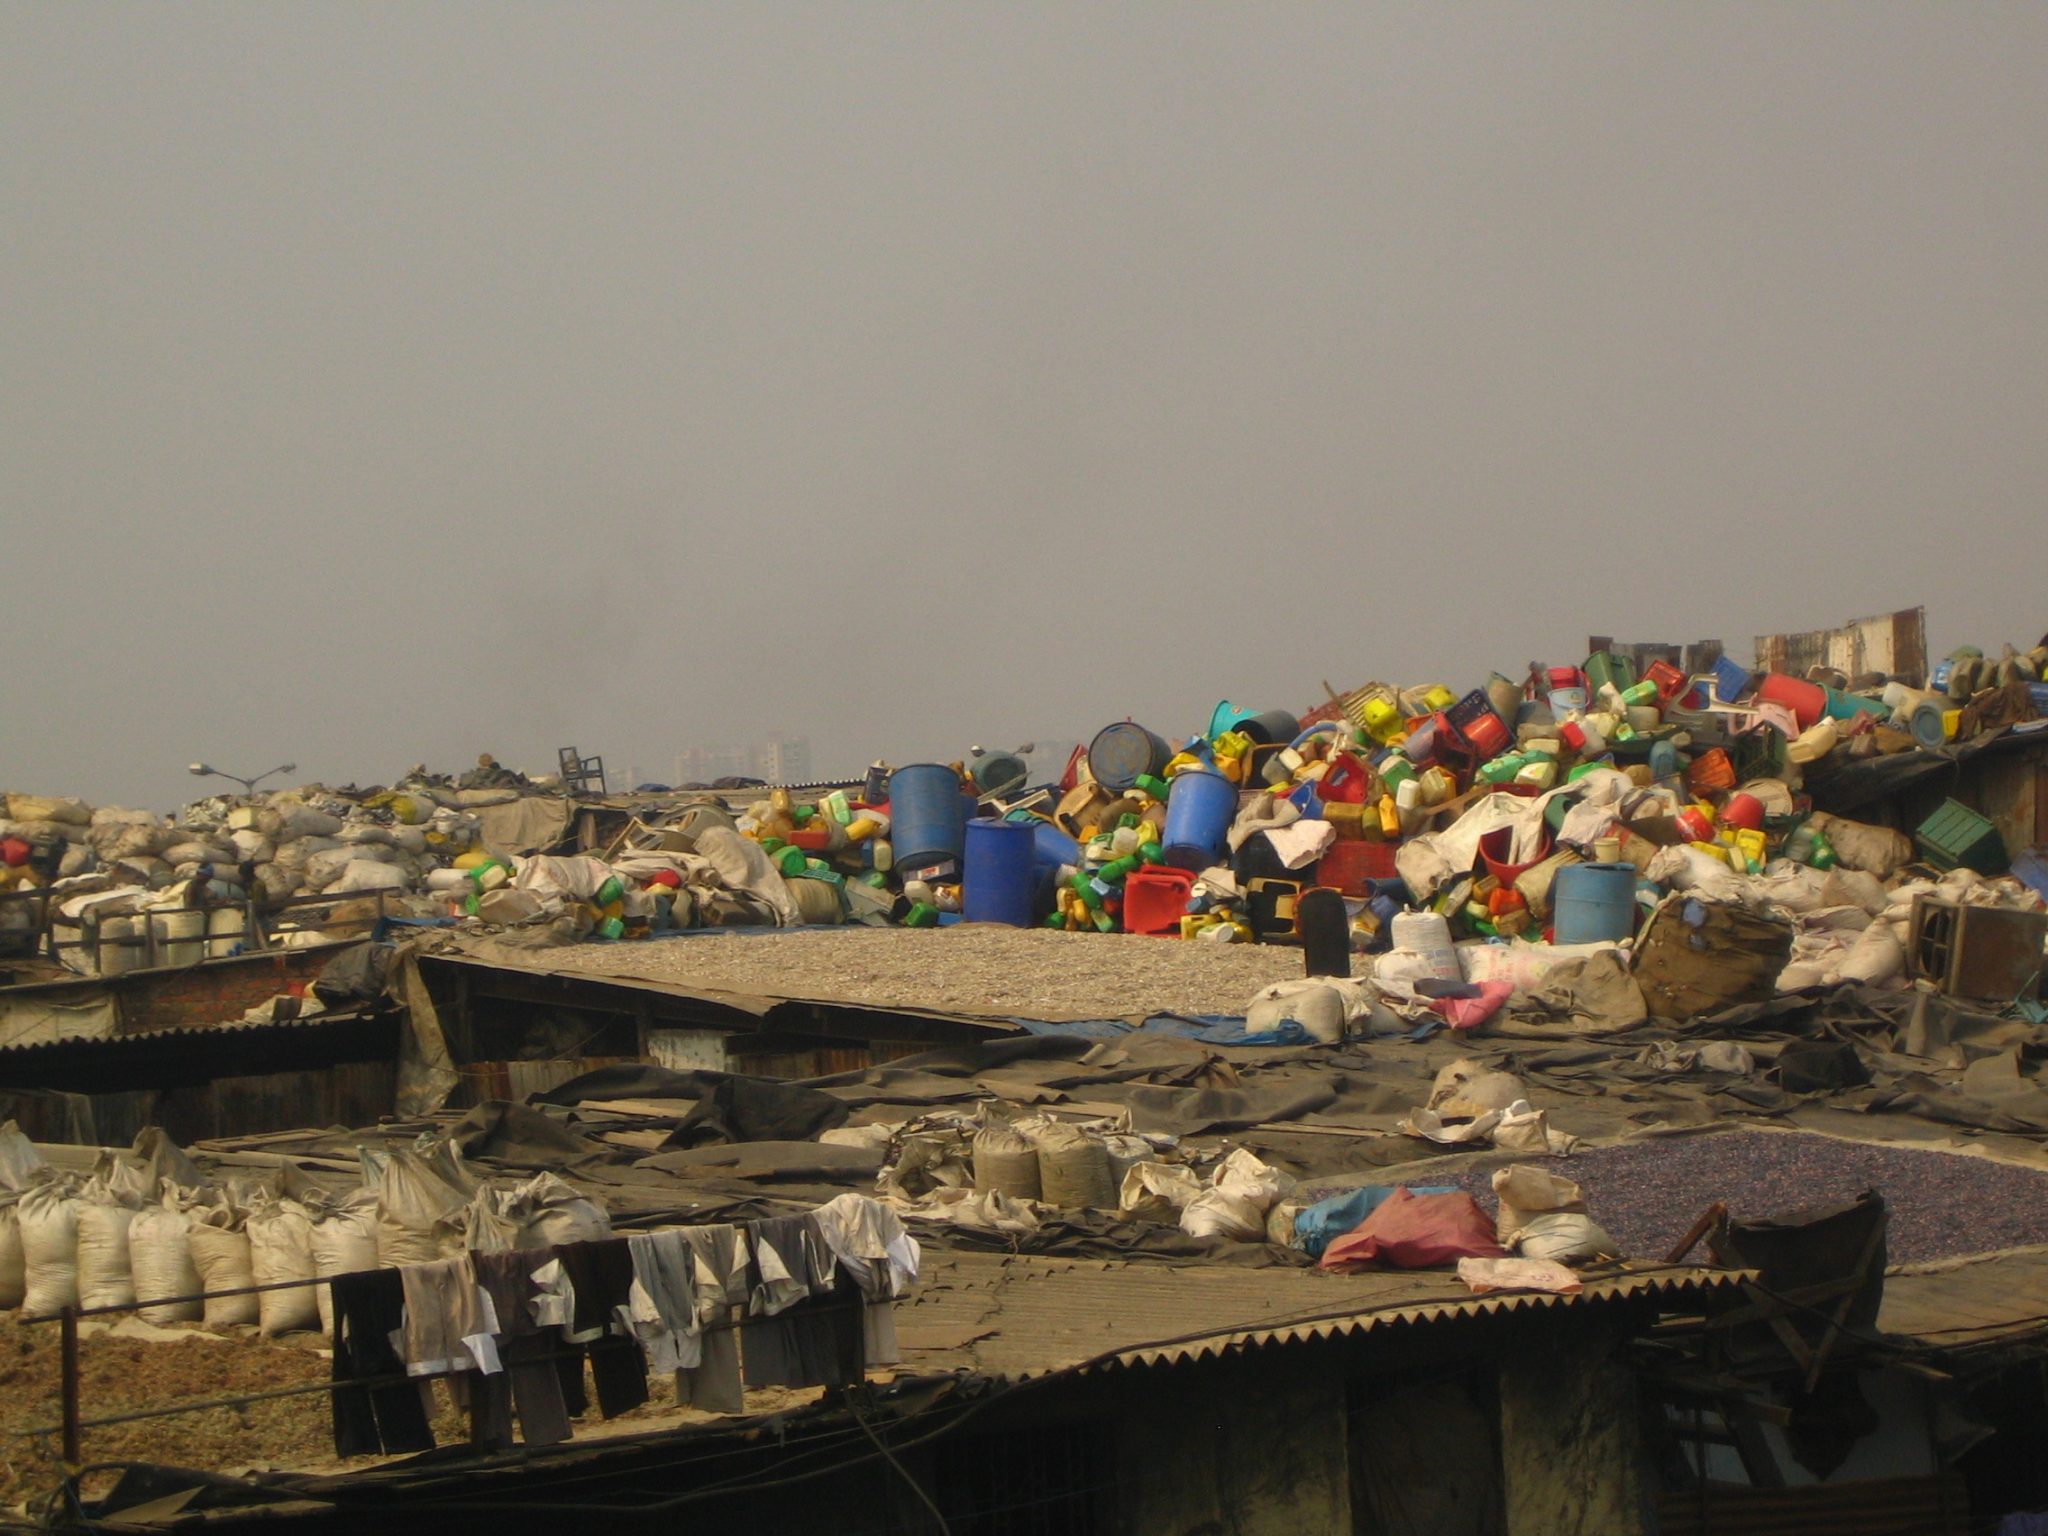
left=1087, top=722, right=1172, bottom=792
left=1160, top=768, right=1238, bottom=872
left=962, top=819, right=1037, bottom=926
left=887, top=764, right=970, bottom=873
left=1551, top=863, right=1639, bottom=943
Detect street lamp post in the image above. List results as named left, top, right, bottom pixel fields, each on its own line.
left=188, top=761, right=297, bottom=796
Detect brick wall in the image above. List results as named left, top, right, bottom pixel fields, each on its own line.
left=116, top=944, right=356, bottom=1033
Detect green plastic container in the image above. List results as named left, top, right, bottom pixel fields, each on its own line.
left=1584, top=650, right=1637, bottom=695
left=1915, top=799, right=2007, bottom=875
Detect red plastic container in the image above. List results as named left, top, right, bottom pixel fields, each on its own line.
left=1316, top=839, right=1400, bottom=896
left=1122, top=865, right=1196, bottom=936
left=1644, top=659, right=1688, bottom=706
left=1755, top=672, right=1826, bottom=730
left=1479, top=824, right=1551, bottom=886
left=1319, top=753, right=1373, bottom=804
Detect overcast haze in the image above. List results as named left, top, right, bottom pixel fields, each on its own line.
left=5, top=4, right=2045, bottom=809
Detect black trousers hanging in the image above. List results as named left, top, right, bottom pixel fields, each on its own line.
left=330, top=1269, right=435, bottom=1458
left=559, top=1239, right=649, bottom=1417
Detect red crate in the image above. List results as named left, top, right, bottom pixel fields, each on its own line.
left=1316, top=840, right=1400, bottom=896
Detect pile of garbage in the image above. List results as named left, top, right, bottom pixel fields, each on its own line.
left=0, top=781, right=534, bottom=969
left=0, top=1121, right=609, bottom=1332
left=7, top=624, right=2045, bottom=1000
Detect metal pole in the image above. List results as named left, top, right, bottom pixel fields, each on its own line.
left=60, top=1304, right=81, bottom=1466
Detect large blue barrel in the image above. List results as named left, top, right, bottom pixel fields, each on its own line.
left=1161, top=768, right=1238, bottom=872
left=1551, top=863, right=1639, bottom=944
left=1007, top=812, right=1080, bottom=913
left=1235, top=709, right=1301, bottom=746
left=1007, top=813, right=1079, bottom=878
left=963, top=819, right=1037, bottom=926
left=1087, top=722, right=1171, bottom=792
left=888, top=764, right=970, bottom=876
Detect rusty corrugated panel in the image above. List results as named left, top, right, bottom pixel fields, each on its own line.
left=894, top=1251, right=1747, bottom=1383
left=1656, top=1473, right=1966, bottom=1536
left=1755, top=608, right=1928, bottom=684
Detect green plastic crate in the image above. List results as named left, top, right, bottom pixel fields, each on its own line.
left=1915, top=799, right=2007, bottom=875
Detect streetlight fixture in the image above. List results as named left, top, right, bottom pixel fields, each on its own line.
left=188, top=761, right=297, bottom=795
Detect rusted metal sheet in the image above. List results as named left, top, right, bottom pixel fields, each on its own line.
left=1754, top=607, right=1927, bottom=685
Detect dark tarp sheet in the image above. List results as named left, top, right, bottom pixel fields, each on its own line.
left=535, top=1064, right=850, bottom=1144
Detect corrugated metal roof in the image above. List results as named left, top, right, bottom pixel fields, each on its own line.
left=894, top=1250, right=1746, bottom=1382
left=0, top=1008, right=377, bottom=1059
left=1879, top=1245, right=2048, bottom=1349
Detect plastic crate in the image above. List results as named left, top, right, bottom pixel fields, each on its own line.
left=1729, top=726, right=1784, bottom=784
left=1915, top=799, right=2007, bottom=875
left=1316, top=839, right=1400, bottom=896
left=1685, top=748, right=1736, bottom=795
left=1712, top=655, right=1755, bottom=704
left=1445, top=690, right=1510, bottom=759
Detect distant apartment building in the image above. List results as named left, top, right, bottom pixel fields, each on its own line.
left=673, top=736, right=814, bottom=786
left=758, top=735, right=812, bottom=784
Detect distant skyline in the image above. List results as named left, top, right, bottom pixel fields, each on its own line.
left=6, top=4, right=2044, bottom=812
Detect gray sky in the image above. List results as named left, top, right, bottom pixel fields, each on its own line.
left=6, top=3, right=2045, bottom=809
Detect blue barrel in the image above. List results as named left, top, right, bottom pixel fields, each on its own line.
left=1160, top=768, right=1238, bottom=871
left=1087, top=722, right=1171, bottom=792
left=963, top=819, right=1037, bottom=926
left=1551, top=863, right=1639, bottom=944
left=1236, top=709, right=1301, bottom=746
left=1007, top=812, right=1080, bottom=912
left=888, top=764, right=970, bottom=875
left=1006, top=813, right=1079, bottom=878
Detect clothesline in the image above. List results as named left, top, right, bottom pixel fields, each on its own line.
left=330, top=1191, right=919, bottom=1459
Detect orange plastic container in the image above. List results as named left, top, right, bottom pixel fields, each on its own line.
left=1122, top=865, right=1196, bottom=936
left=1685, top=748, right=1736, bottom=795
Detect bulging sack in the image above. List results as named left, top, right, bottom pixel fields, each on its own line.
left=76, top=1199, right=137, bottom=1312
left=1029, top=1122, right=1117, bottom=1211
left=186, top=1219, right=260, bottom=1328
left=1180, top=1188, right=1265, bottom=1242
left=1119, top=1161, right=1203, bottom=1224
left=18, top=1182, right=81, bottom=1317
left=307, top=1194, right=379, bottom=1338
left=972, top=1126, right=1043, bottom=1202
left=246, top=1199, right=319, bottom=1336
left=0, top=1194, right=24, bottom=1310
left=130, top=1202, right=204, bottom=1324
